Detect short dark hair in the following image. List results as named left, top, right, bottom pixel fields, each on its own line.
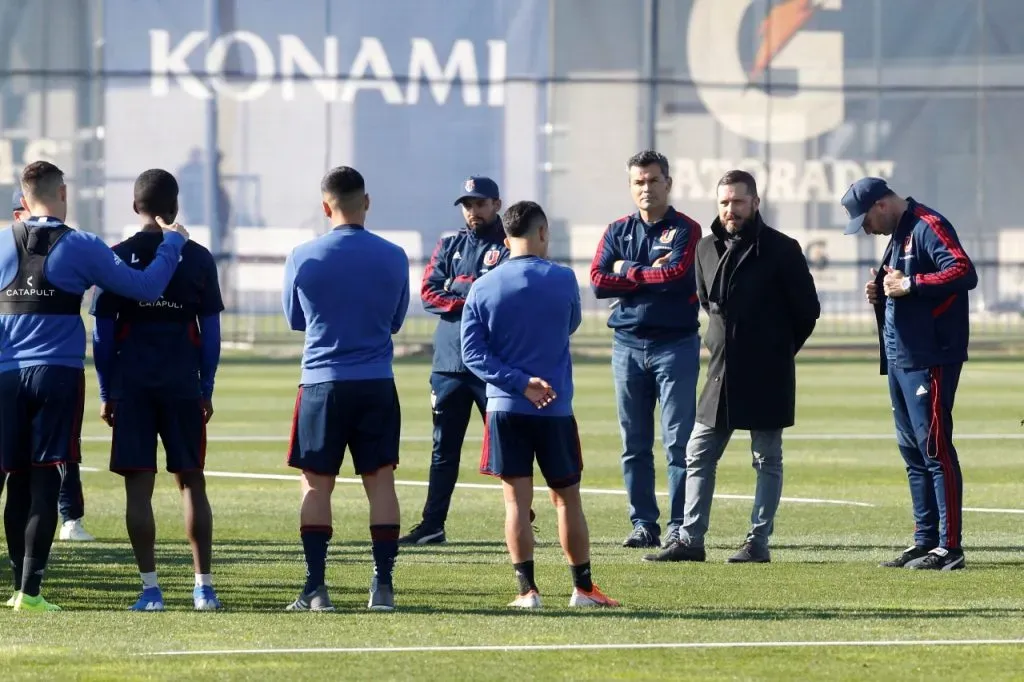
left=627, top=150, right=670, bottom=178
left=133, top=169, right=179, bottom=220
left=502, top=200, right=547, bottom=238
left=717, top=169, right=758, bottom=198
left=21, top=161, right=65, bottom=200
left=321, top=166, right=365, bottom=209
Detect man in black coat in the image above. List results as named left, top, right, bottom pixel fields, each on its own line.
left=644, top=170, right=820, bottom=564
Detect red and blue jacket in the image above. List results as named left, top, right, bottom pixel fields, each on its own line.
left=590, top=207, right=702, bottom=347
left=874, top=198, right=978, bottom=373
left=421, top=219, right=509, bottom=373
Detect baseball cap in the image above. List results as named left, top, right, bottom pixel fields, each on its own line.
left=454, top=176, right=499, bottom=205
left=841, top=177, right=891, bottom=235
left=11, top=187, right=24, bottom=212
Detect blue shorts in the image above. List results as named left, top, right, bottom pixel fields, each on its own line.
left=109, top=394, right=206, bottom=474
left=0, top=366, right=85, bottom=473
left=480, top=412, right=583, bottom=489
left=287, top=379, right=401, bottom=477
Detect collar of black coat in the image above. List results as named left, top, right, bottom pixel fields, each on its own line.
left=710, top=211, right=766, bottom=244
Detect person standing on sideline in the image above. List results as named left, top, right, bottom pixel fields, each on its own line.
left=0, top=161, right=187, bottom=611
left=399, top=177, right=511, bottom=545
left=843, top=177, right=976, bottom=571
left=644, top=170, right=820, bottom=564
left=589, top=150, right=702, bottom=550
left=462, top=200, right=619, bottom=609
left=1, top=189, right=94, bottom=543
left=283, top=166, right=409, bottom=611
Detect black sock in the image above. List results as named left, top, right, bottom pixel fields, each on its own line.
left=571, top=562, right=593, bottom=592
left=9, top=559, right=20, bottom=593
left=370, top=525, right=400, bottom=586
left=21, top=468, right=63, bottom=597
left=300, top=525, right=332, bottom=594
left=514, top=560, right=537, bottom=595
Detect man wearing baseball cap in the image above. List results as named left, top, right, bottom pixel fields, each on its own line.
left=399, top=177, right=512, bottom=545
left=3, top=188, right=94, bottom=544
left=842, top=177, right=977, bottom=571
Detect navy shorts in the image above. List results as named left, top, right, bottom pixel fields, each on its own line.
left=109, top=394, right=207, bottom=475
left=480, top=412, right=583, bottom=489
left=0, top=365, right=85, bottom=473
left=287, top=379, right=401, bottom=476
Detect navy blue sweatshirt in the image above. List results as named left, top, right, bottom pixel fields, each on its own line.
left=284, top=225, right=410, bottom=385
left=90, top=230, right=224, bottom=401
left=461, top=255, right=581, bottom=416
left=0, top=217, right=184, bottom=372
left=421, top=219, right=509, bottom=373
left=875, top=198, right=978, bottom=372
left=590, top=207, right=701, bottom=347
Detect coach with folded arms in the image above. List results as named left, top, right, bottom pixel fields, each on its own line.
left=645, top=170, right=820, bottom=564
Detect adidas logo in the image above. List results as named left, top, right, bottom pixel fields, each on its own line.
left=453, top=251, right=462, bottom=260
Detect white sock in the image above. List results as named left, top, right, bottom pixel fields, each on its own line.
left=140, top=571, right=158, bottom=589
left=195, top=573, right=212, bottom=588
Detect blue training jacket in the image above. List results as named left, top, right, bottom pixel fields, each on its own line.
left=873, top=198, right=978, bottom=373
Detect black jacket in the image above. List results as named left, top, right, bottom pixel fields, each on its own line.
left=695, top=214, right=821, bottom=431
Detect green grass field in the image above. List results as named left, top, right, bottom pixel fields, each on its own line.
left=2, top=359, right=1023, bottom=680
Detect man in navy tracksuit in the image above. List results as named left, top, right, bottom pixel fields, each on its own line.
left=0, top=161, right=187, bottom=611
left=1, top=189, right=94, bottom=543
left=842, top=177, right=977, bottom=571
left=590, top=150, right=702, bottom=550
left=399, top=176, right=510, bottom=545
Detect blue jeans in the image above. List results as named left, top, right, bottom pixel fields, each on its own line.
left=612, top=334, right=700, bottom=533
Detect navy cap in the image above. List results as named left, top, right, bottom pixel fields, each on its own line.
left=454, top=176, right=499, bottom=205
left=11, top=187, right=24, bottom=212
left=841, top=177, right=891, bottom=234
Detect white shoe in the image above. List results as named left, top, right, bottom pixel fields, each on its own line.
left=508, top=590, right=542, bottom=609
left=59, top=519, right=95, bottom=542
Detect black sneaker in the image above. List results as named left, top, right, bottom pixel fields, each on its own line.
left=726, top=543, right=770, bottom=563
left=909, top=548, right=965, bottom=571
left=622, top=526, right=660, bottom=549
left=661, top=527, right=680, bottom=549
left=398, top=523, right=446, bottom=545
left=643, top=540, right=706, bottom=562
left=880, top=545, right=934, bottom=568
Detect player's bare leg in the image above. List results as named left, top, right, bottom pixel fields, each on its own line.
left=176, top=470, right=221, bottom=609
left=550, top=483, right=620, bottom=608
left=361, top=465, right=400, bottom=611
left=287, top=471, right=335, bottom=611
left=503, top=476, right=541, bottom=608
left=122, top=471, right=167, bottom=610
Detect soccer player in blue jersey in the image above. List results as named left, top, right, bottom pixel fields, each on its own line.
left=283, top=166, right=410, bottom=612
left=91, top=169, right=225, bottom=611
left=0, top=161, right=187, bottom=611
left=461, top=201, right=620, bottom=609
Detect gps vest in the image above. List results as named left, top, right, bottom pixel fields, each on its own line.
left=115, top=238, right=197, bottom=324
left=0, top=222, right=83, bottom=315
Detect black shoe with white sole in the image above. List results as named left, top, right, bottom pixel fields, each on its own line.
left=909, top=547, right=965, bottom=571
left=398, top=523, right=446, bottom=545
left=880, top=545, right=935, bottom=568
left=622, top=526, right=660, bottom=549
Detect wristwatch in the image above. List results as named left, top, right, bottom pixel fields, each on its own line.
left=900, top=277, right=912, bottom=292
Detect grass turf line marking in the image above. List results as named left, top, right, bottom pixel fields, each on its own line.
left=79, top=467, right=873, bottom=507
left=143, top=638, right=1024, bottom=657
left=81, top=433, right=1024, bottom=443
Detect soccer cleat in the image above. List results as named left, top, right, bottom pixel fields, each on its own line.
left=13, top=593, right=61, bottom=612
left=909, top=547, right=965, bottom=571
left=5, top=593, right=17, bottom=607
left=193, top=585, right=223, bottom=611
left=367, top=576, right=395, bottom=611
left=397, top=523, right=446, bottom=546
left=129, top=586, right=165, bottom=612
left=569, top=585, right=620, bottom=608
left=661, top=527, right=680, bottom=549
left=643, top=540, right=707, bottom=563
left=622, top=526, right=660, bottom=549
left=59, top=519, right=95, bottom=542
left=286, top=585, right=335, bottom=612
left=880, top=545, right=934, bottom=568
left=508, top=590, right=542, bottom=609
left=726, top=543, right=771, bottom=564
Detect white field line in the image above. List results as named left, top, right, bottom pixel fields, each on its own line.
left=78, top=467, right=873, bottom=507
left=81, top=433, right=1024, bottom=443
left=142, top=638, right=1024, bottom=657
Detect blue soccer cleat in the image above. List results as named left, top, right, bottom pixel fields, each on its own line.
left=193, top=584, right=223, bottom=611
left=129, top=586, right=165, bottom=612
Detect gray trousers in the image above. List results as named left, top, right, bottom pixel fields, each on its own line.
left=680, top=422, right=784, bottom=549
